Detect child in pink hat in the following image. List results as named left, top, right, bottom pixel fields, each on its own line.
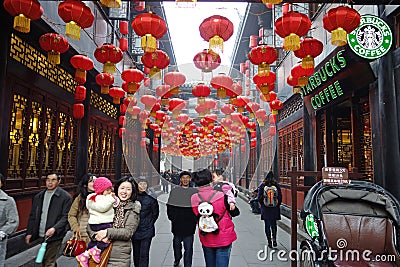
left=76, top=177, right=119, bottom=267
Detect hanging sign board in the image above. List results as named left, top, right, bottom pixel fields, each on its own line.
left=322, top=167, right=349, bottom=185
left=347, top=15, right=392, bottom=60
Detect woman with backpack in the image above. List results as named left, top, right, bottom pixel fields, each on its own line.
left=191, top=169, right=237, bottom=267
left=257, top=171, right=282, bottom=248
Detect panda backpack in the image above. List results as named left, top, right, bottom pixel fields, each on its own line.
left=197, top=191, right=220, bottom=234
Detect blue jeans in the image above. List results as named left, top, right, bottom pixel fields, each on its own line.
left=173, top=235, right=194, bottom=267
left=202, top=244, right=232, bottom=267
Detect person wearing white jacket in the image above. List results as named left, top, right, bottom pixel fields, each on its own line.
left=76, top=177, right=119, bottom=267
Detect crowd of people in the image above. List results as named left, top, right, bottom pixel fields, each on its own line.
left=0, top=169, right=282, bottom=267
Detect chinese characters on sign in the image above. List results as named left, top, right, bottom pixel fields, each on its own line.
left=322, top=167, right=349, bottom=185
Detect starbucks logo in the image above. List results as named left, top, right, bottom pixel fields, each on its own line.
left=348, top=15, right=392, bottom=60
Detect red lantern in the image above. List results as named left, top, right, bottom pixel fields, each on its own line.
left=121, top=68, right=144, bottom=94
left=294, top=37, right=323, bottom=69
left=199, top=15, right=234, bottom=54
left=156, top=84, right=172, bottom=105
left=192, top=84, right=211, bottom=105
left=109, top=87, right=125, bottom=104
left=119, top=37, right=128, bottom=51
left=70, top=55, right=94, bottom=84
left=141, top=50, right=170, bottom=78
left=323, top=6, right=361, bottom=46
left=291, top=64, right=314, bottom=86
left=94, top=44, right=123, bottom=74
left=119, top=21, right=128, bottom=35
left=274, top=11, right=311, bottom=51
left=39, top=33, right=69, bottom=65
left=73, top=103, right=84, bottom=119
left=164, top=71, right=186, bottom=95
left=193, top=49, right=221, bottom=73
left=141, top=95, right=158, bottom=111
left=58, top=0, right=94, bottom=40
left=131, top=12, right=167, bottom=52
left=96, top=73, right=114, bottom=94
left=248, top=45, right=278, bottom=73
left=3, top=0, right=43, bottom=33
left=74, top=85, right=86, bottom=101
left=168, top=98, right=186, bottom=119
left=210, top=74, right=233, bottom=98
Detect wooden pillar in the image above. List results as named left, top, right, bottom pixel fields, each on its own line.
left=76, top=90, right=90, bottom=183
left=0, top=7, right=13, bottom=175
left=376, top=5, right=400, bottom=200
left=303, top=108, right=316, bottom=185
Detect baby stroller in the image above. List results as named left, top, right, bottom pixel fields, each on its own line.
left=300, top=180, right=400, bottom=267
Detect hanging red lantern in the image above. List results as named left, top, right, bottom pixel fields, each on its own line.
left=109, top=87, right=125, bottom=104
left=70, top=55, right=94, bottom=84
left=168, top=98, right=186, bottom=119
left=58, top=0, right=94, bottom=40
left=141, top=50, right=170, bottom=78
left=119, top=37, right=128, bottom=51
left=3, top=0, right=43, bottom=33
left=94, top=43, right=123, bottom=74
left=164, top=71, right=186, bottom=95
left=156, top=84, right=172, bottom=105
left=210, top=73, right=233, bottom=98
left=193, top=49, right=221, bottom=73
left=131, top=12, right=167, bottom=53
left=294, top=37, right=323, bottom=69
left=274, top=11, right=311, bottom=51
left=248, top=45, right=278, bottom=74
left=199, top=15, right=234, bottom=54
left=73, top=103, right=84, bottom=119
left=291, top=64, right=314, bottom=87
left=39, top=33, right=69, bottom=65
left=121, top=68, right=144, bottom=94
left=96, top=73, right=114, bottom=94
left=74, top=85, right=86, bottom=101
left=119, top=21, right=128, bottom=35
left=323, top=6, right=361, bottom=46
left=192, top=84, right=211, bottom=105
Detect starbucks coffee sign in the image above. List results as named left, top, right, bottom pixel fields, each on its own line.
left=348, top=15, right=392, bottom=59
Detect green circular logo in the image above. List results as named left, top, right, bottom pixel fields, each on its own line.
left=348, top=15, right=392, bottom=60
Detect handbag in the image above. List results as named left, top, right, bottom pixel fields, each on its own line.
left=88, top=243, right=113, bottom=267
left=63, top=227, right=87, bottom=257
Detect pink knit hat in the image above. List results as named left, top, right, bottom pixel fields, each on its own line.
left=93, top=177, right=113, bottom=194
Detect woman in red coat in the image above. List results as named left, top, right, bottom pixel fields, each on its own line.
left=191, top=169, right=237, bottom=267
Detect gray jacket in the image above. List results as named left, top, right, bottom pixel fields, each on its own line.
left=88, top=200, right=141, bottom=267
left=0, top=190, right=19, bottom=236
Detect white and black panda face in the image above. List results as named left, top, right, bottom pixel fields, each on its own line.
left=198, top=202, right=214, bottom=216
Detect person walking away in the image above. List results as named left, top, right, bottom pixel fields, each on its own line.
left=76, top=177, right=119, bottom=267
left=25, top=172, right=72, bottom=267
left=257, top=171, right=282, bottom=248
left=0, top=173, right=19, bottom=267
left=191, top=169, right=237, bottom=267
left=167, top=171, right=198, bottom=267
left=132, top=177, right=159, bottom=267
left=68, top=174, right=96, bottom=244
left=88, top=176, right=141, bottom=267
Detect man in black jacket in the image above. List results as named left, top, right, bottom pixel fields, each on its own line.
left=167, top=171, right=198, bottom=267
left=25, top=172, right=72, bottom=267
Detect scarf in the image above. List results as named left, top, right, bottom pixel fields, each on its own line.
left=113, top=200, right=129, bottom=228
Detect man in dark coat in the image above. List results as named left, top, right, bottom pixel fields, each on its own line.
left=25, top=171, right=72, bottom=267
left=257, top=171, right=282, bottom=248
left=167, top=171, right=198, bottom=267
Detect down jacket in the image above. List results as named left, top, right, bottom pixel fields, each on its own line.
left=87, top=200, right=141, bottom=267
left=191, top=186, right=237, bottom=248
